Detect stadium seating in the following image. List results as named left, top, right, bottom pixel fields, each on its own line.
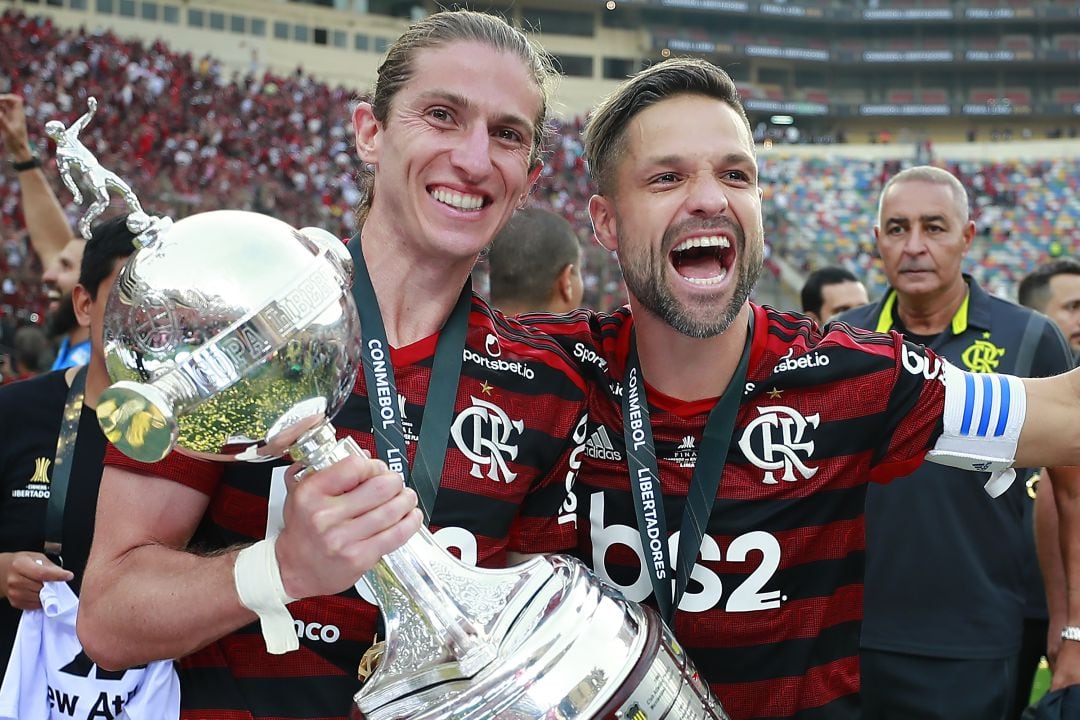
left=762, top=154, right=1080, bottom=299
left=1, top=8, right=1077, bottom=319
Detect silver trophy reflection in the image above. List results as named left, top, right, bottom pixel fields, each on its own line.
left=61, top=99, right=729, bottom=720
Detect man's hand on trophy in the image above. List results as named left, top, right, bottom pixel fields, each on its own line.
left=276, top=454, right=422, bottom=600
left=0, top=94, right=32, bottom=161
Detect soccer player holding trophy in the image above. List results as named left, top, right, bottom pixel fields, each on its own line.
left=73, top=10, right=729, bottom=720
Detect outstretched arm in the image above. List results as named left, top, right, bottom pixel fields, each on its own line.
left=1016, top=369, right=1080, bottom=468
left=78, top=456, right=421, bottom=670
left=0, top=94, right=74, bottom=268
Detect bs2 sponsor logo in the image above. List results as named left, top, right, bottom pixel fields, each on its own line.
left=901, top=343, right=946, bottom=381
left=588, top=492, right=783, bottom=612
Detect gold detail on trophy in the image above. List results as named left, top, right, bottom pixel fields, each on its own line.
left=358, top=636, right=386, bottom=682
left=97, top=396, right=166, bottom=449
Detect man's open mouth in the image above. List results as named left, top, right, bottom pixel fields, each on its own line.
left=429, top=187, right=490, bottom=212
left=670, top=235, right=734, bottom=286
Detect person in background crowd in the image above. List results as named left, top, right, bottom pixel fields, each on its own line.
left=1019, top=258, right=1080, bottom=361
left=799, top=265, right=869, bottom=324
left=0, top=93, right=86, bottom=369
left=40, top=238, right=87, bottom=369
left=77, top=11, right=587, bottom=720
left=838, top=166, right=1076, bottom=720
left=0, top=323, right=53, bottom=384
left=1018, top=258, right=1080, bottom=712
left=487, top=207, right=584, bottom=314
left=0, top=216, right=139, bottom=672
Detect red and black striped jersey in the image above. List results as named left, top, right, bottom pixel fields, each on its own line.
left=523, top=304, right=947, bottom=720
left=103, top=294, right=587, bottom=720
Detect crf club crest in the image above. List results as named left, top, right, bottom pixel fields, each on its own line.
left=450, top=396, right=524, bottom=484
left=737, top=405, right=820, bottom=485
left=961, top=333, right=1006, bottom=373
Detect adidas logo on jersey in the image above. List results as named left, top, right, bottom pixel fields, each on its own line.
left=585, top=426, right=622, bottom=461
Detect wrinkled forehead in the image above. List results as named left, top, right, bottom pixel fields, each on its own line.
left=406, top=40, right=544, bottom=118
left=880, top=179, right=967, bottom=224
left=623, top=96, right=756, bottom=169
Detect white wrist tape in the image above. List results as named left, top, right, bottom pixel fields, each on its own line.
left=925, top=363, right=1026, bottom=498
left=234, top=538, right=298, bottom=654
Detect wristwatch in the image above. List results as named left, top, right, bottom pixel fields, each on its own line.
left=1061, top=626, right=1080, bottom=642
left=11, top=154, right=41, bottom=172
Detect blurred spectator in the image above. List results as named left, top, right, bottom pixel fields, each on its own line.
left=1018, top=257, right=1080, bottom=719
left=1018, top=258, right=1080, bottom=358
left=0, top=89, right=84, bottom=368
left=799, top=265, right=869, bottom=323
left=487, top=208, right=584, bottom=314
left=41, top=238, right=86, bottom=369
left=0, top=324, right=53, bottom=384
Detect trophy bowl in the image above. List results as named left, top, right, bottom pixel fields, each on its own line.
left=97, top=209, right=360, bottom=463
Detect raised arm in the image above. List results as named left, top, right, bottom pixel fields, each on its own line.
left=69, top=96, right=97, bottom=136
left=78, top=455, right=421, bottom=670
left=0, top=94, right=75, bottom=269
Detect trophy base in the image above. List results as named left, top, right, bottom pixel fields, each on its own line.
left=350, top=555, right=728, bottom=720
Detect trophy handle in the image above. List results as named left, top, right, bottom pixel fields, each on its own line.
left=97, top=381, right=180, bottom=463
left=289, top=420, right=502, bottom=678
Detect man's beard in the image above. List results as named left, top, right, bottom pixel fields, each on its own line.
left=45, top=294, right=78, bottom=338
left=618, top=217, right=763, bottom=339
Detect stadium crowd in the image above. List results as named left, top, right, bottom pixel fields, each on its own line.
left=3, top=8, right=1075, bottom=328
left=766, top=154, right=1080, bottom=299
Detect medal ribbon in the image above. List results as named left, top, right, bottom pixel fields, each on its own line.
left=621, top=321, right=752, bottom=624
left=348, top=238, right=471, bottom=520
left=44, top=365, right=88, bottom=566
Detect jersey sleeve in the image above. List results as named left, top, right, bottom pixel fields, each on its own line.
left=507, top=308, right=609, bottom=552
left=865, top=337, right=949, bottom=483
left=507, top=408, right=588, bottom=554
left=103, top=443, right=223, bottom=496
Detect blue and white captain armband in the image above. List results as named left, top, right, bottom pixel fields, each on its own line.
left=924, top=362, right=1027, bottom=498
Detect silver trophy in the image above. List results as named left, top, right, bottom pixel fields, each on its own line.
left=59, top=99, right=729, bottom=720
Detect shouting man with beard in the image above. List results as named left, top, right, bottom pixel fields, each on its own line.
left=523, top=58, right=1080, bottom=720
